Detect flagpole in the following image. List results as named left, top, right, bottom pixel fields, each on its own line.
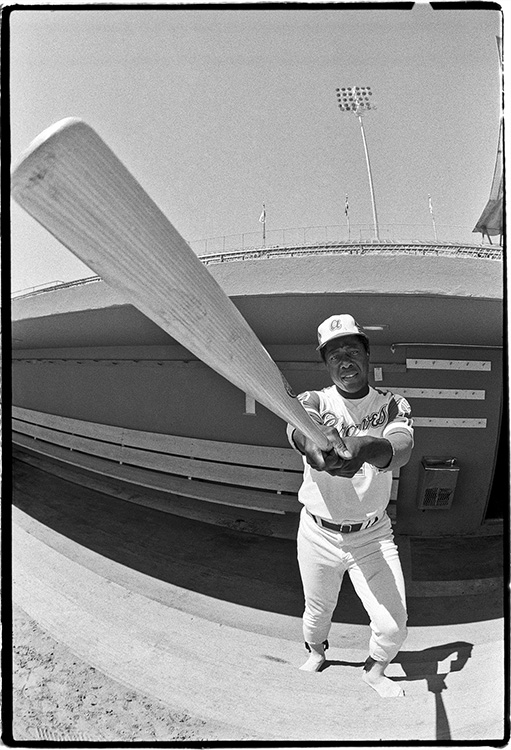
left=259, top=203, right=266, bottom=247
left=345, top=194, right=350, bottom=240
left=428, top=194, right=438, bottom=242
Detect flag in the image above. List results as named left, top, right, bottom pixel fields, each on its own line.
left=259, top=205, right=266, bottom=224
left=428, top=195, right=434, bottom=215
left=344, top=194, right=349, bottom=217
left=473, top=119, right=503, bottom=238
left=496, top=36, right=502, bottom=67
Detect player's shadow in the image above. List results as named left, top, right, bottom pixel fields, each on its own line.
left=322, top=641, right=473, bottom=741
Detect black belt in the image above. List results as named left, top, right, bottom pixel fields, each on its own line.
left=307, top=509, right=379, bottom=534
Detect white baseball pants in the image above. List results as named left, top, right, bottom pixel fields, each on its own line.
left=297, top=507, right=408, bottom=663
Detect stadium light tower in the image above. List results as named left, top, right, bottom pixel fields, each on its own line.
left=335, top=86, right=380, bottom=241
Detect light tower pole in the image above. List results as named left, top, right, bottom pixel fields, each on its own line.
left=335, top=86, right=380, bottom=242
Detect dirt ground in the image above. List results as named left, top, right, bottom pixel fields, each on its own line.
left=9, top=603, right=239, bottom=743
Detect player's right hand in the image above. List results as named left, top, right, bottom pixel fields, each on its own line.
left=302, top=426, right=353, bottom=472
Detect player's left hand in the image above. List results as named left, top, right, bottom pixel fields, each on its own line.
left=323, top=436, right=379, bottom=478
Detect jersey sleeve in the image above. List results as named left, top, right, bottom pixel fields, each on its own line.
left=383, top=393, right=414, bottom=438
left=286, top=390, right=323, bottom=452
left=379, top=393, right=414, bottom=471
left=297, top=390, right=324, bottom=425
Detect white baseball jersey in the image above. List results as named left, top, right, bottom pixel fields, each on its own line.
left=288, top=385, right=413, bottom=523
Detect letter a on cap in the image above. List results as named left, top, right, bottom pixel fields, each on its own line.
left=330, top=318, right=345, bottom=331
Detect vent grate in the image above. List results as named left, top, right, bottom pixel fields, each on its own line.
left=422, top=487, right=454, bottom=508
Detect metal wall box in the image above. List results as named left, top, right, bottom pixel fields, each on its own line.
left=417, top=457, right=459, bottom=510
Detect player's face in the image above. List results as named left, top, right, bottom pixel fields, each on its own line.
left=323, top=335, right=370, bottom=395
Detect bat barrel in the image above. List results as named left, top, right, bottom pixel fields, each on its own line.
left=12, top=118, right=330, bottom=450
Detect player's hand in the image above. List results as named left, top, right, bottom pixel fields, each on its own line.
left=323, top=436, right=392, bottom=477
left=323, top=436, right=368, bottom=477
left=293, top=430, right=392, bottom=478
left=300, top=426, right=354, bottom=473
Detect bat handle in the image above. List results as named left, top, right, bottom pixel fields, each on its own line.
left=291, top=417, right=331, bottom=452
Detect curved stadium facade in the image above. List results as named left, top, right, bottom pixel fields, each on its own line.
left=12, top=239, right=504, bottom=539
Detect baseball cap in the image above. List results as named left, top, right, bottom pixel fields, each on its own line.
left=316, top=314, right=368, bottom=351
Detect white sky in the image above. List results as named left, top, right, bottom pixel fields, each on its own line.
left=10, top=4, right=502, bottom=292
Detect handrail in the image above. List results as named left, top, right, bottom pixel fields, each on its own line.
left=12, top=275, right=102, bottom=299
left=199, top=241, right=503, bottom=266
left=188, top=223, right=503, bottom=255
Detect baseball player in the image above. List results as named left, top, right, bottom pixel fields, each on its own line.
left=287, top=314, right=414, bottom=698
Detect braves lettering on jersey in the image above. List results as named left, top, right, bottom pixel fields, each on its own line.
left=288, top=386, right=413, bottom=523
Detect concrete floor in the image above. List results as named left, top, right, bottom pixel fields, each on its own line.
left=11, top=455, right=508, bottom=743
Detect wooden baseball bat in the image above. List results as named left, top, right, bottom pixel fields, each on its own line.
left=11, top=118, right=330, bottom=450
